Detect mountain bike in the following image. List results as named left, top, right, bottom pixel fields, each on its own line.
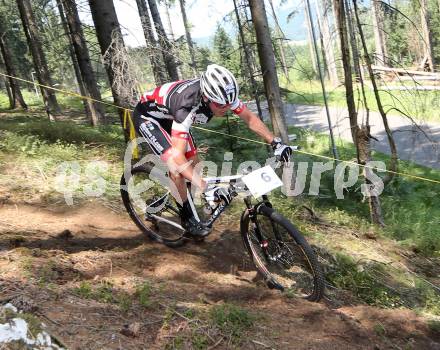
left=120, top=155, right=325, bottom=302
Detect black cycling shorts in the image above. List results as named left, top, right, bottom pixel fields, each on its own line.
left=133, top=107, right=197, bottom=161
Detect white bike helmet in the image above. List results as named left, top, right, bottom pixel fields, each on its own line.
left=200, top=64, right=239, bottom=105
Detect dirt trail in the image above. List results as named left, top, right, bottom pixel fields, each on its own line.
left=0, top=201, right=439, bottom=349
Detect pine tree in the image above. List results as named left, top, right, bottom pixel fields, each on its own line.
left=248, top=0, right=289, bottom=142
left=59, top=0, right=106, bottom=125
left=16, top=0, right=60, bottom=118
left=0, top=10, right=27, bottom=109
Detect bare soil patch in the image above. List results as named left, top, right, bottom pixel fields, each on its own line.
left=1, top=200, right=439, bottom=349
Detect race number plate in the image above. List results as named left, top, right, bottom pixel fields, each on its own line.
left=242, top=165, right=283, bottom=198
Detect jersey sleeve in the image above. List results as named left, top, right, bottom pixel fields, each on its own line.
left=171, top=108, right=194, bottom=135
left=168, top=80, right=200, bottom=135
left=231, top=99, right=246, bottom=115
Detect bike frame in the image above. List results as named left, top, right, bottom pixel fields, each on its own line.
left=145, top=154, right=296, bottom=242
left=146, top=174, right=272, bottom=234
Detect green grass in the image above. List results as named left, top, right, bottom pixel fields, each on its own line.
left=0, top=112, right=125, bottom=206
left=72, top=279, right=136, bottom=312
left=0, top=88, right=115, bottom=111
left=326, top=253, right=403, bottom=308
left=280, top=76, right=440, bottom=123
left=0, top=114, right=123, bottom=146
left=326, top=252, right=440, bottom=315
left=161, top=302, right=257, bottom=349
left=373, top=323, right=387, bottom=337
left=136, top=281, right=154, bottom=308
left=0, top=89, right=44, bottom=109
left=428, top=320, right=440, bottom=334
left=208, top=303, right=256, bottom=342
left=74, top=281, right=93, bottom=298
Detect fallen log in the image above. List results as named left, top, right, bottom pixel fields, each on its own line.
left=375, top=85, right=440, bottom=91
left=371, top=65, right=440, bottom=78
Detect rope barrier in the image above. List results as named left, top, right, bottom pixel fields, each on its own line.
left=192, top=127, right=440, bottom=185
left=1, top=71, right=440, bottom=185
left=0, top=72, right=120, bottom=109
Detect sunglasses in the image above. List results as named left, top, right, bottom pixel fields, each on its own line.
left=211, top=101, right=230, bottom=109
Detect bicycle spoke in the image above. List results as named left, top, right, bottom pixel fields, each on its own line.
left=246, top=215, right=320, bottom=299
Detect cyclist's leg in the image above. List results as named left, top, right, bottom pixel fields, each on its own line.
left=136, top=117, right=197, bottom=207
left=177, top=131, right=201, bottom=219
left=184, top=131, right=200, bottom=198
left=167, top=129, right=199, bottom=205
left=169, top=148, right=207, bottom=236
left=136, top=115, right=207, bottom=235
left=135, top=114, right=186, bottom=203
left=172, top=132, right=208, bottom=236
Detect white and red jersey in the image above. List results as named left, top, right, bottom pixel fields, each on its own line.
left=135, top=78, right=245, bottom=134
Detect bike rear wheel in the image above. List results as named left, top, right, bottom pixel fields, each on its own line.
left=241, top=204, right=325, bottom=302
left=120, top=164, right=186, bottom=247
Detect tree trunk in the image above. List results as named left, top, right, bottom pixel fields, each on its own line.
left=267, top=0, right=289, bottom=82
left=316, top=0, right=339, bottom=86
left=371, top=0, right=388, bottom=66
left=333, top=0, right=357, bottom=143
left=4, top=80, right=13, bottom=109
left=233, top=0, right=264, bottom=120
left=179, top=0, right=197, bottom=74
left=314, top=4, right=330, bottom=80
left=304, top=0, right=318, bottom=75
left=344, top=0, right=361, bottom=79
left=56, top=0, right=90, bottom=121
left=357, top=126, right=385, bottom=226
left=0, top=59, right=14, bottom=109
left=16, top=0, right=60, bottom=118
left=163, top=0, right=182, bottom=77
left=334, top=0, right=385, bottom=226
left=420, top=0, right=435, bottom=71
left=60, top=0, right=106, bottom=126
left=353, top=0, right=398, bottom=185
left=135, top=0, right=167, bottom=85
left=248, top=0, right=288, bottom=142
left=147, top=0, right=179, bottom=81
left=163, top=0, right=175, bottom=41
left=0, top=18, right=27, bottom=109
left=88, top=0, right=133, bottom=139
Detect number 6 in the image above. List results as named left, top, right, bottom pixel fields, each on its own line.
left=261, top=172, right=271, bottom=182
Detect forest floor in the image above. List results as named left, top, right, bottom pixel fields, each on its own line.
left=0, top=198, right=440, bottom=350
left=0, top=106, right=440, bottom=349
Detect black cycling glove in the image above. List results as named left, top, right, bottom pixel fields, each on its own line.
left=271, top=137, right=293, bottom=163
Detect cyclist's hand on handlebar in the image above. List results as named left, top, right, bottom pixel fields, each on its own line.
left=204, top=186, right=232, bottom=205
left=271, top=137, right=293, bottom=163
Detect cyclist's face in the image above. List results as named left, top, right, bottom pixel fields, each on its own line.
left=209, top=101, right=230, bottom=116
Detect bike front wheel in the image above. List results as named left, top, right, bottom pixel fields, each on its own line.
left=241, top=204, right=325, bottom=302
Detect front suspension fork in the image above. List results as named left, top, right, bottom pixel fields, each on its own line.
left=244, top=197, right=271, bottom=258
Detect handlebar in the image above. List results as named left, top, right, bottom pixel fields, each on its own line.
left=202, top=144, right=300, bottom=191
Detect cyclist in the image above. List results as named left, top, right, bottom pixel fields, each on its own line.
left=133, top=64, right=292, bottom=237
